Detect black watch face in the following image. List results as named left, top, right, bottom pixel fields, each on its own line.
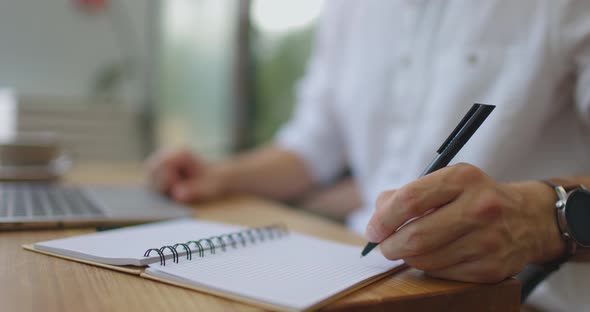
left=565, top=189, right=590, bottom=247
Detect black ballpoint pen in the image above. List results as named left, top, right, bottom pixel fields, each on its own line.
left=360, top=103, right=496, bottom=257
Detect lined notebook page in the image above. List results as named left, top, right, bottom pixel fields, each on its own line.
left=33, top=219, right=240, bottom=266
left=146, top=232, right=403, bottom=311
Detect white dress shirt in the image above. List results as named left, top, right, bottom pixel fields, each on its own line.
left=276, top=1, right=590, bottom=311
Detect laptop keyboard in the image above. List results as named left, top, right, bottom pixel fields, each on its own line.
left=0, top=183, right=105, bottom=218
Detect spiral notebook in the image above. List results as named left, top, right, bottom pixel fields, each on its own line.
left=25, top=219, right=405, bottom=311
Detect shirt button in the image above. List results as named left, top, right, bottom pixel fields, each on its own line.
left=467, top=53, right=478, bottom=65
left=400, top=55, right=412, bottom=68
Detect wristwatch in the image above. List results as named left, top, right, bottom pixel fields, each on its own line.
left=542, top=181, right=590, bottom=257
left=517, top=181, right=590, bottom=301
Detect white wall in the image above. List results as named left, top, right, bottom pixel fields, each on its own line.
left=0, top=0, right=149, bottom=102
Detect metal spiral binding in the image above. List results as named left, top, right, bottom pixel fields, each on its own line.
left=143, top=223, right=288, bottom=266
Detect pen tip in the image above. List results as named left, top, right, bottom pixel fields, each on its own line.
left=360, top=242, right=378, bottom=257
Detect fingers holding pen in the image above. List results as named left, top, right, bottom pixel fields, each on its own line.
left=378, top=194, right=476, bottom=261
left=365, top=166, right=464, bottom=243
left=365, top=163, right=544, bottom=284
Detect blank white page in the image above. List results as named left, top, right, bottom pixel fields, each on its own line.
left=33, top=219, right=240, bottom=266
left=145, top=232, right=403, bottom=311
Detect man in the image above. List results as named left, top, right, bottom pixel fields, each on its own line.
left=148, top=1, right=590, bottom=310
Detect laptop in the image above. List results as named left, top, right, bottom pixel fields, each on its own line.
left=0, top=182, right=192, bottom=230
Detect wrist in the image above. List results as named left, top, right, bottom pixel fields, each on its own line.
left=510, top=181, right=566, bottom=265
left=207, top=162, right=235, bottom=197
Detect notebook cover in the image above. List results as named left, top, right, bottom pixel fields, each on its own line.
left=22, top=244, right=144, bottom=275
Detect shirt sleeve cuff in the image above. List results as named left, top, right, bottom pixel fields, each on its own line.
left=275, top=125, right=344, bottom=185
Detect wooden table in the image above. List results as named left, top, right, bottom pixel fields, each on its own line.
left=0, top=164, right=520, bottom=311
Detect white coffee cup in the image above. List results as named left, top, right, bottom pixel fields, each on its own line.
left=0, top=88, right=17, bottom=141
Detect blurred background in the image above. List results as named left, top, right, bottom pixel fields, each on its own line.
left=0, top=0, right=323, bottom=162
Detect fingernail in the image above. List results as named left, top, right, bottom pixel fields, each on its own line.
left=365, top=224, right=380, bottom=242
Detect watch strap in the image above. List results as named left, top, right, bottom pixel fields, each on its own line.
left=542, top=179, right=582, bottom=192
left=541, top=180, right=578, bottom=258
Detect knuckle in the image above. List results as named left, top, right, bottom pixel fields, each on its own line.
left=376, top=190, right=396, bottom=211
left=396, top=186, right=422, bottom=217
left=373, top=193, right=397, bottom=233
left=371, top=220, right=390, bottom=241
left=470, top=190, right=504, bottom=221
left=452, top=163, right=485, bottom=184
left=479, top=233, right=501, bottom=253
left=403, top=227, right=427, bottom=256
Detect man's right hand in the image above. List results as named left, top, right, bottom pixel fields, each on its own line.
left=146, top=148, right=226, bottom=203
